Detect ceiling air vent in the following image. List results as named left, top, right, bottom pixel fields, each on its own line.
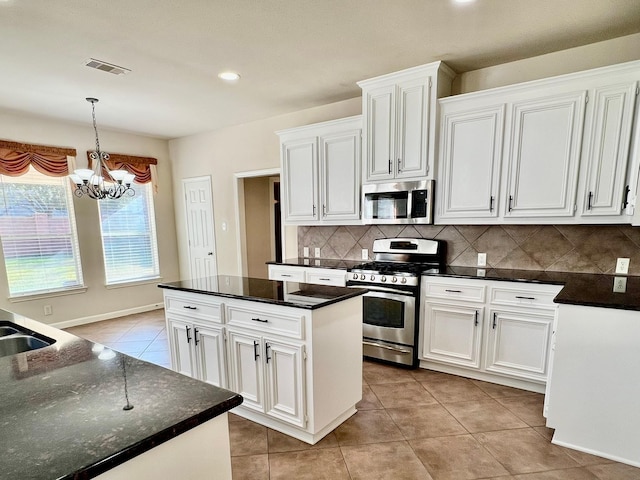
left=84, top=58, right=131, bottom=76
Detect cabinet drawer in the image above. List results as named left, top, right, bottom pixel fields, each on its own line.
left=424, top=280, right=485, bottom=303
left=268, top=265, right=306, bottom=282
left=226, top=304, right=304, bottom=340
left=490, top=286, right=560, bottom=309
left=305, top=268, right=346, bottom=287
left=164, top=293, right=223, bottom=324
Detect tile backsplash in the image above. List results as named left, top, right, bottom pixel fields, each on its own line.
left=297, top=224, right=640, bottom=275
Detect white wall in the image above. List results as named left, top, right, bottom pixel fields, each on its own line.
left=168, top=97, right=361, bottom=278
left=454, top=32, right=640, bottom=93
left=0, top=111, right=178, bottom=325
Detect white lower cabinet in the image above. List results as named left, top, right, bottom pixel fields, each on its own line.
left=162, top=288, right=362, bottom=445
left=167, top=317, right=227, bottom=388
left=484, top=309, right=553, bottom=382
left=420, top=277, right=562, bottom=392
left=422, top=303, right=483, bottom=369
left=227, top=329, right=305, bottom=428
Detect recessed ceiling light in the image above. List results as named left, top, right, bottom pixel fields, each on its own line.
left=218, top=71, right=241, bottom=82
left=454, top=0, right=476, bottom=3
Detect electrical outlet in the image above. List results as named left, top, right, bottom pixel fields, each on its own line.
left=615, top=258, right=630, bottom=274
left=303, top=247, right=309, bottom=257
left=314, top=247, right=321, bottom=257
left=361, top=249, right=369, bottom=260
left=477, top=253, right=487, bottom=267
left=613, top=276, right=627, bottom=293
left=44, top=305, right=52, bottom=316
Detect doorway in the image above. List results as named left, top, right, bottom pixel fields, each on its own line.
left=234, top=169, right=283, bottom=279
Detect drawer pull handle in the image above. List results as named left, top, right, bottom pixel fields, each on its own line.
left=492, top=312, right=497, bottom=329
left=265, top=343, right=272, bottom=363
left=253, top=340, right=260, bottom=361
left=318, top=278, right=331, bottom=281
left=281, top=274, right=292, bottom=277
left=515, top=296, right=536, bottom=300
left=183, top=305, right=197, bottom=310
left=194, top=327, right=200, bottom=346
left=445, top=289, right=462, bottom=293
left=251, top=317, right=269, bottom=323
left=186, top=326, right=192, bottom=344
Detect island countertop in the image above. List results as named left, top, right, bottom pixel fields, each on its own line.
left=0, top=309, right=242, bottom=480
left=158, top=275, right=367, bottom=309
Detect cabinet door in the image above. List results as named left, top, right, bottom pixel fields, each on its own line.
left=320, top=129, right=361, bottom=221
left=364, top=84, right=396, bottom=182
left=505, top=92, right=586, bottom=217
left=485, top=310, right=553, bottom=382
left=439, top=105, right=505, bottom=218
left=167, top=317, right=196, bottom=377
left=581, top=82, right=637, bottom=217
left=194, top=323, right=227, bottom=388
left=282, top=137, right=319, bottom=222
left=264, top=338, right=306, bottom=428
left=422, top=303, right=483, bottom=369
left=396, top=77, right=430, bottom=179
left=227, top=329, right=265, bottom=413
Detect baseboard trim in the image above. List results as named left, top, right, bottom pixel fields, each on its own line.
left=51, top=303, right=164, bottom=329
left=551, top=437, right=640, bottom=468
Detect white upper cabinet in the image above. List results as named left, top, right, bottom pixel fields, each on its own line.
left=436, top=60, right=640, bottom=225
left=282, top=137, right=319, bottom=222
left=504, top=91, right=586, bottom=218
left=580, top=82, right=638, bottom=217
left=359, top=62, right=455, bottom=183
left=278, top=116, right=361, bottom=225
left=438, top=104, right=505, bottom=219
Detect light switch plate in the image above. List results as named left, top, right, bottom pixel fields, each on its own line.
left=613, top=276, right=627, bottom=293
left=477, top=253, right=487, bottom=267
left=616, top=258, right=630, bottom=274
left=303, top=247, right=309, bottom=257
left=314, top=247, right=321, bottom=257
left=361, top=249, right=369, bottom=260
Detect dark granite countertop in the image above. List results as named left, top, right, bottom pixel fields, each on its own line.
left=267, top=259, right=640, bottom=312
left=424, top=266, right=640, bottom=312
left=158, top=275, right=366, bottom=309
left=0, top=310, right=242, bottom=480
left=267, top=258, right=362, bottom=269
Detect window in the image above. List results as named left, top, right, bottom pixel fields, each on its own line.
left=0, top=167, right=84, bottom=296
left=98, top=182, right=159, bottom=285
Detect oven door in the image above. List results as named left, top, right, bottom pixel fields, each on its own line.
left=361, top=287, right=415, bottom=347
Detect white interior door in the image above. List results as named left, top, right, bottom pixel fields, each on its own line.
left=183, top=176, right=218, bottom=282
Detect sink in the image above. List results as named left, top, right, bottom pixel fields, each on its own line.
left=0, top=321, right=55, bottom=358
left=0, top=326, right=20, bottom=337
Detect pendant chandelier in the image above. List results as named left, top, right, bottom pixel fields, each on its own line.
left=70, top=98, right=135, bottom=200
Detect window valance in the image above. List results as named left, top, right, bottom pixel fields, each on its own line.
left=0, top=140, right=76, bottom=177
left=87, top=152, right=158, bottom=185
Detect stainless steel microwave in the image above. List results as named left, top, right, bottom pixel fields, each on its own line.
left=362, top=180, right=434, bottom=224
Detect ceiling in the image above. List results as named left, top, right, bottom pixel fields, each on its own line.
left=1, top=0, right=640, bottom=140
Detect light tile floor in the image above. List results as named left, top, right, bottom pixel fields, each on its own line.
left=66, top=310, right=640, bottom=480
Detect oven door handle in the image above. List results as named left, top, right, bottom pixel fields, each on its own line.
left=363, top=340, right=412, bottom=355
left=349, top=284, right=415, bottom=296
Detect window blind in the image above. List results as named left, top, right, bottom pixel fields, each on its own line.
left=98, top=182, right=160, bottom=285
left=0, top=167, right=84, bottom=296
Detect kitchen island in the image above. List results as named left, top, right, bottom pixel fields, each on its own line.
left=159, top=275, right=366, bottom=444
left=0, top=309, right=242, bottom=480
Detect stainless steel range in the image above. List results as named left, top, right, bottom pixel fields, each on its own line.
left=347, top=238, right=446, bottom=368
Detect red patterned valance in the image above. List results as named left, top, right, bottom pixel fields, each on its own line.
left=87, top=152, right=157, bottom=184
left=0, top=140, right=76, bottom=177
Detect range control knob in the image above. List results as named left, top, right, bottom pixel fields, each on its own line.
left=360, top=274, right=366, bottom=280
left=370, top=275, right=375, bottom=281
left=401, top=277, right=407, bottom=284
left=392, top=277, right=398, bottom=283
left=352, top=273, right=358, bottom=279
left=381, top=276, right=387, bottom=282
